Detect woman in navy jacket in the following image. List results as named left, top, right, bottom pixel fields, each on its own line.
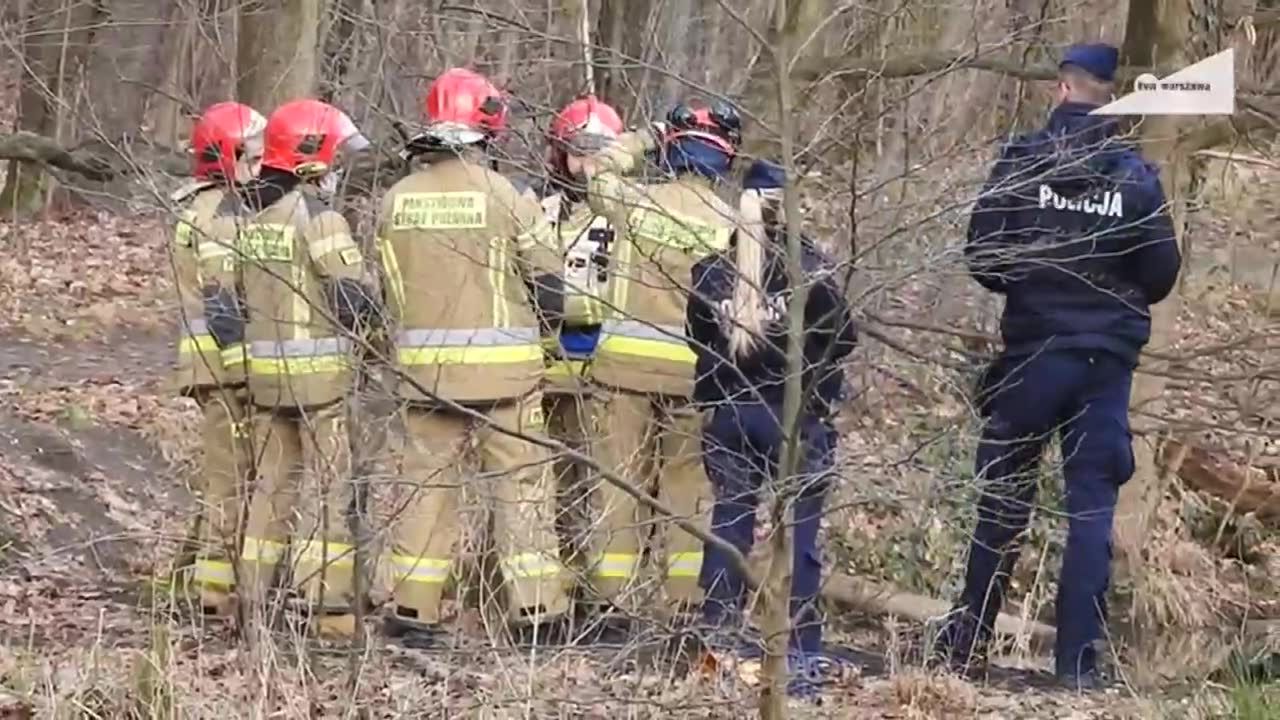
left=685, top=159, right=857, bottom=694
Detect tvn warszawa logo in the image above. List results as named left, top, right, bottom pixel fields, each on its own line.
left=1091, top=48, right=1234, bottom=115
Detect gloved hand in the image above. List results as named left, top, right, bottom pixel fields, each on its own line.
left=326, top=277, right=381, bottom=332
left=201, top=284, right=247, bottom=348
left=527, top=272, right=565, bottom=329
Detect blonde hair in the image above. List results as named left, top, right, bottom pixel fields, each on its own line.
left=728, top=189, right=770, bottom=358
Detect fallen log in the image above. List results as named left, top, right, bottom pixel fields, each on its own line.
left=1160, top=439, right=1280, bottom=524
left=743, top=555, right=1058, bottom=650
left=818, top=570, right=1058, bottom=651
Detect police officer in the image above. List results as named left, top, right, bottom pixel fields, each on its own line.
left=686, top=159, right=857, bottom=696
left=205, top=98, right=379, bottom=636
left=375, top=68, right=569, bottom=645
left=935, top=43, right=1181, bottom=689
left=168, top=101, right=265, bottom=616
left=576, top=99, right=743, bottom=622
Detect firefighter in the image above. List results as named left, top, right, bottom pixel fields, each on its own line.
left=536, top=96, right=632, bottom=635
left=168, top=101, right=265, bottom=617
left=376, top=67, right=569, bottom=646
left=573, top=99, right=744, bottom=622
left=203, top=98, right=378, bottom=635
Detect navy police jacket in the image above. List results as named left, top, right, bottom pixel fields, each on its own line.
left=965, top=102, right=1181, bottom=365
left=687, top=234, right=857, bottom=415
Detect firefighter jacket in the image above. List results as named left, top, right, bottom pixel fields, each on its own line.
left=205, top=184, right=368, bottom=409
left=585, top=132, right=739, bottom=398
left=168, top=181, right=248, bottom=395
left=536, top=191, right=613, bottom=393
left=375, top=153, right=562, bottom=404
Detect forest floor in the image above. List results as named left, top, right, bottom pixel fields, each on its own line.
left=1, top=159, right=1279, bottom=718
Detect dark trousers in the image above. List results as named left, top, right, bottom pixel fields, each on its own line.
left=697, top=401, right=835, bottom=654
left=958, top=349, right=1135, bottom=676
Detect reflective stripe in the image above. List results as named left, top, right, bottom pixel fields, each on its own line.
left=397, top=327, right=538, bottom=347
left=593, top=552, right=641, bottom=580
left=196, top=240, right=235, bottom=262
left=546, top=359, right=587, bottom=378
left=376, top=237, right=406, bottom=311
left=186, top=318, right=210, bottom=335
left=248, top=337, right=349, bottom=376
left=249, top=337, right=352, bottom=358
left=598, top=321, right=696, bottom=364
left=250, top=356, right=348, bottom=375
left=295, top=539, right=354, bottom=569
left=667, top=551, right=703, bottom=578
left=179, top=334, right=219, bottom=354
left=390, top=555, right=451, bottom=584
left=241, top=537, right=287, bottom=564
left=488, top=238, right=511, bottom=328
left=309, top=232, right=357, bottom=259
left=221, top=344, right=248, bottom=368
left=501, top=552, right=562, bottom=579
left=397, top=327, right=541, bottom=366
left=193, top=558, right=236, bottom=588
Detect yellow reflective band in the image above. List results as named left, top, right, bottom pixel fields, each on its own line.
left=295, top=539, right=354, bottom=569
left=487, top=237, right=510, bottom=328
left=667, top=551, right=703, bottom=578
left=546, top=359, right=587, bottom=378
left=193, top=558, right=236, bottom=588
left=174, top=210, right=198, bottom=248
left=398, top=344, right=541, bottom=366
left=593, top=552, right=641, bottom=580
left=598, top=335, right=697, bottom=364
left=376, top=236, right=406, bottom=312
left=309, top=232, right=357, bottom=259
left=390, top=555, right=451, bottom=584
left=501, top=552, right=562, bottom=579
left=179, top=334, right=219, bottom=354
left=515, top=216, right=556, bottom=251
left=248, top=355, right=348, bottom=376
left=391, top=191, right=487, bottom=230
left=221, top=344, right=248, bottom=366
left=241, top=537, right=286, bottom=564
left=197, top=241, right=235, bottom=262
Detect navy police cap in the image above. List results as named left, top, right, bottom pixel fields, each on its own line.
left=743, top=159, right=786, bottom=190
left=1059, top=43, right=1119, bottom=82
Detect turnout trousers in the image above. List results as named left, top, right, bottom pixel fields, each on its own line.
left=698, top=401, right=835, bottom=654
left=239, top=401, right=362, bottom=617
left=952, top=349, right=1135, bottom=677
left=187, top=386, right=252, bottom=603
left=545, top=388, right=595, bottom=592
left=387, top=393, right=569, bottom=628
left=581, top=390, right=712, bottom=612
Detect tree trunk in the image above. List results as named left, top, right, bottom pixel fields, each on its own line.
left=236, top=0, right=323, bottom=111
left=1, top=0, right=101, bottom=218
left=1112, top=0, right=1198, bottom=634
left=146, top=3, right=199, bottom=150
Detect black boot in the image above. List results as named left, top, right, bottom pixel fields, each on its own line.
left=928, top=607, right=990, bottom=679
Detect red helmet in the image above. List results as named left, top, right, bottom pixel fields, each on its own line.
left=423, top=68, right=508, bottom=144
left=549, top=95, right=622, bottom=154
left=261, top=99, right=370, bottom=176
left=664, top=99, right=742, bottom=155
left=190, top=102, right=266, bottom=180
